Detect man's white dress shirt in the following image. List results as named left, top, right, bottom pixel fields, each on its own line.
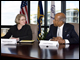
left=57, top=24, right=69, bottom=43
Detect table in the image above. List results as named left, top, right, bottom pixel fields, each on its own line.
left=1, top=41, right=79, bottom=59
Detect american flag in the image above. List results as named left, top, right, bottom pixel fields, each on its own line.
left=20, top=1, right=29, bottom=24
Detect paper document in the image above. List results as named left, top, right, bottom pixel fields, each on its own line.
left=39, top=40, right=59, bottom=49
left=20, top=40, right=35, bottom=42
left=1, top=39, right=17, bottom=44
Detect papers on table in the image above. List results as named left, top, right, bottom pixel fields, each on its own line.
left=19, top=40, right=35, bottom=42
left=1, top=39, right=17, bottom=44
left=39, top=40, right=59, bottom=49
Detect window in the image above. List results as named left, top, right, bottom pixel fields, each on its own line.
left=66, top=1, right=79, bottom=23
left=1, top=1, right=21, bottom=25
left=1, top=1, right=79, bottom=25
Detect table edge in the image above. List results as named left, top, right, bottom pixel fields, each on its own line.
left=1, top=53, right=39, bottom=59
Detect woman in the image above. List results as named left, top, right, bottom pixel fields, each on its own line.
left=1, top=14, right=32, bottom=42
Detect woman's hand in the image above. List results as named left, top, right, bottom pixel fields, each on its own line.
left=10, top=37, right=19, bottom=41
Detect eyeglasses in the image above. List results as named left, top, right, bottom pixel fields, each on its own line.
left=20, top=19, right=26, bottom=21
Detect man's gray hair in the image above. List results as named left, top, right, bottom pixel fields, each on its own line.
left=59, top=16, right=66, bottom=23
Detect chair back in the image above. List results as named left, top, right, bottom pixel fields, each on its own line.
left=27, top=24, right=38, bottom=41
left=69, top=23, right=79, bottom=36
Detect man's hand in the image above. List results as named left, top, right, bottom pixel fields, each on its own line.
left=51, top=37, right=65, bottom=44
left=50, top=37, right=56, bottom=41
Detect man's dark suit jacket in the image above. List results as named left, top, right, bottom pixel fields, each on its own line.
left=45, top=23, right=79, bottom=44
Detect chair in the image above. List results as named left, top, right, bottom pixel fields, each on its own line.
left=27, top=24, right=38, bottom=41
left=69, top=23, right=79, bottom=36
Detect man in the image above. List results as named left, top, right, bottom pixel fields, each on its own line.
left=45, top=13, right=79, bottom=44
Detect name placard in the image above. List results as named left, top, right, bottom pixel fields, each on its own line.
left=39, top=40, right=59, bottom=49
left=1, top=39, right=17, bottom=44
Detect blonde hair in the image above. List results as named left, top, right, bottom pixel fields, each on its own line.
left=15, top=14, right=26, bottom=24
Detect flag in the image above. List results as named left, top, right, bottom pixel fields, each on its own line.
left=20, top=1, right=29, bottom=24
left=37, top=1, right=44, bottom=41
left=50, top=1, right=55, bottom=25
